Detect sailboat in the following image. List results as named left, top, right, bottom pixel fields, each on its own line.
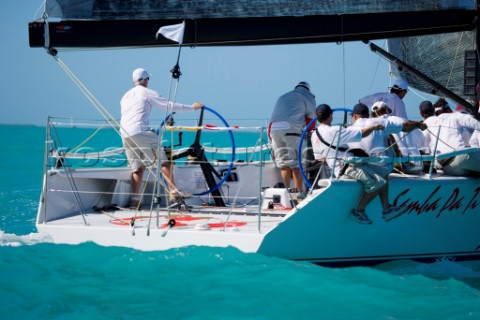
left=28, top=0, right=480, bottom=266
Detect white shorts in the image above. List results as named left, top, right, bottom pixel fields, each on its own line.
left=123, top=131, right=167, bottom=172
left=438, top=151, right=480, bottom=176
left=270, top=128, right=305, bottom=169
left=344, top=164, right=389, bottom=193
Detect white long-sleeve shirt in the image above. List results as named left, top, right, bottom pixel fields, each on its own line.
left=359, top=92, right=408, bottom=120
left=426, top=112, right=480, bottom=154
left=120, top=85, right=194, bottom=138
left=349, top=117, right=403, bottom=171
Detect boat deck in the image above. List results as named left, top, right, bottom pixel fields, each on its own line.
left=42, top=205, right=289, bottom=235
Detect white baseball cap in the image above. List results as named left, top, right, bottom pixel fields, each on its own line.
left=132, top=68, right=151, bottom=84
left=296, top=81, right=311, bottom=91
left=372, top=101, right=392, bottom=114
left=390, top=78, right=408, bottom=91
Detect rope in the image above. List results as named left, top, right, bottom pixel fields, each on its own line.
left=342, top=41, right=346, bottom=107
left=424, top=125, right=458, bottom=152
left=53, top=56, right=143, bottom=153
left=447, top=32, right=464, bottom=88
left=69, top=120, right=109, bottom=153
left=54, top=57, right=119, bottom=131
left=153, top=44, right=185, bottom=208
left=368, top=40, right=386, bottom=93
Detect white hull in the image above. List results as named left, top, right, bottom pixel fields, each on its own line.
left=37, top=163, right=480, bottom=265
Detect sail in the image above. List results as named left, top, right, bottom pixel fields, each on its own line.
left=388, top=31, right=476, bottom=104
left=29, top=0, right=477, bottom=49
left=43, top=0, right=477, bottom=20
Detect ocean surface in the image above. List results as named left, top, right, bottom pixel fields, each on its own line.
left=1, top=124, right=480, bottom=320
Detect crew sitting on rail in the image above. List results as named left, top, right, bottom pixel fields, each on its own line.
left=311, top=103, right=404, bottom=225
left=423, top=98, right=480, bottom=177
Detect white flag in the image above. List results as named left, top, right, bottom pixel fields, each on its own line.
left=156, top=21, right=185, bottom=44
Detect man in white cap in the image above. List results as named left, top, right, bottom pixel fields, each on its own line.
left=269, top=81, right=316, bottom=196
left=359, top=78, right=409, bottom=120
left=120, top=68, right=204, bottom=208
left=370, top=101, right=425, bottom=174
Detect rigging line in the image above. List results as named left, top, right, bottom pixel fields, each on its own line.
left=368, top=41, right=385, bottom=93
left=224, top=128, right=266, bottom=229
left=340, top=15, right=346, bottom=108
left=342, top=41, right=346, bottom=107
left=156, top=44, right=185, bottom=198
left=425, top=126, right=457, bottom=151
left=131, top=165, right=155, bottom=217
left=54, top=57, right=119, bottom=132
left=48, top=123, right=88, bottom=225
left=408, top=86, right=432, bottom=102
left=447, top=32, right=464, bottom=88
left=54, top=57, right=146, bottom=154
left=99, top=209, right=126, bottom=223
left=310, top=157, right=328, bottom=190
left=167, top=80, right=182, bottom=194
left=69, top=120, right=109, bottom=153
left=318, top=125, right=343, bottom=180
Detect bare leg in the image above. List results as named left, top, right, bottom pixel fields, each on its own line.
left=292, top=168, right=303, bottom=192
left=161, top=164, right=175, bottom=190
left=355, top=185, right=384, bottom=211
left=280, top=167, right=292, bottom=188
left=131, top=167, right=145, bottom=203
left=378, top=179, right=390, bottom=211
left=161, top=164, right=180, bottom=200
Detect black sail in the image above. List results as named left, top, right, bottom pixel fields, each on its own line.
left=30, top=0, right=477, bottom=49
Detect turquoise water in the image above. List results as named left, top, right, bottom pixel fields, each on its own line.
left=1, top=124, right=480, bottom=319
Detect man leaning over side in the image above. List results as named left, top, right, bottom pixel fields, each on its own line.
left=311, top=103, right=396, bottom=225
left=348, top=103, right=426, bottom=223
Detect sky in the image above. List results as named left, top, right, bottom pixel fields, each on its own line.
left=1, top=1, right=436, bottom=127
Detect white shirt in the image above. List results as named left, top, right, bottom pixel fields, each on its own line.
left=469, top=130, right=479, bottom=147
left=385, top=115, right=425, bottom=157
left=360, top=92, right=408, bottom=120
left=421, top=116, right=438, bottom=154
left=349, top=117, right=403, bottom=170
left=409, top=128, right=428, bottom=154
left=311, top=124, right=362, bottom=177
left=120, top=85, right=194, bottom=138
left=425, top=112, right=480, bottom=154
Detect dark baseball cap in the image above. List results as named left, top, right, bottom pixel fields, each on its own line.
left=315, top=104, right=332, bottom=120
left=419, top=101, right=434, bottom=114
left=351, top=103, right=369, bottom=116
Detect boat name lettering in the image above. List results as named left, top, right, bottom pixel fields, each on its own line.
left=393, top=186, right=480, bottom=217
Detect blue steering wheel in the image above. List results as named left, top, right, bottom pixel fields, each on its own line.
left=194, top=106, right=236, bottom=196
left=159, top=107, right=235, bottom=196
left=298, top=108, right=353, bottom=189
